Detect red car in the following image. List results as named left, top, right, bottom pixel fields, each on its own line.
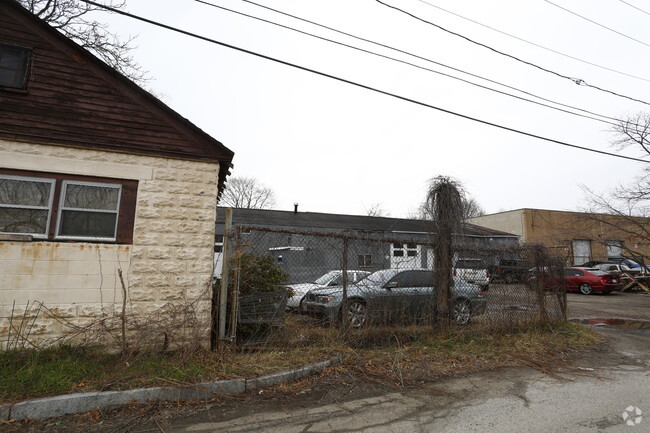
left=527, top=267, right=622, bottom=295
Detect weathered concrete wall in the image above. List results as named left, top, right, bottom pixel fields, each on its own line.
left=469, top=210, right=525, bottom=238
left=0, top=140, right=220, bottom=349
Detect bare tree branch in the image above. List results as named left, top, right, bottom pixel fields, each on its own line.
left=580, top=112, right=650, bottom=264
left=219, top=176, right=276, bottom=209
left=365, top=203, right=390, bottom=217
left=18, top=0, right=148, bottom=84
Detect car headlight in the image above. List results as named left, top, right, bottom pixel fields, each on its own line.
left=315, top=295, right=336, bottom=304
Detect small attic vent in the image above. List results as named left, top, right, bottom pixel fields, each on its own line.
left=0, top=42, right=31, bottom=89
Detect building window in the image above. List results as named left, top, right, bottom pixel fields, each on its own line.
left=606, top=240, right=624, bottom=259
left=393, top=242, right=418, bottom=257
left=0, top=170, right=137, bottom=243
left=214, top=236, right=224, bottom=253
left=358, top=254, right=372, bottom=267
left=0, top=175, right=54, bottom=237
left=57, top=181, right=121, bottom=240
left=572, top=239, right=591, bottom=266
left=0, top=43, right=31, bottom=89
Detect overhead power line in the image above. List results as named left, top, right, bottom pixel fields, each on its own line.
left=416, top=0, right=650, bottom=83
left=193, top=0, right=621, bottom=127
left=616, top=0, right=650, bottom=17
left=77, top=0, right=650, bottom=164
left=375, top=0, right=650, bottom=107
left=545, top=0, right=650, bottom=48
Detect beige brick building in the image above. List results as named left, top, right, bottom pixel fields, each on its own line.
left=0, top=3, right=233, bottom=349
left=469, top=209, right=650, bottom=266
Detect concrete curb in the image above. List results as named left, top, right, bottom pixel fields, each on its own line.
left=0, top=356, right=341, bottom=421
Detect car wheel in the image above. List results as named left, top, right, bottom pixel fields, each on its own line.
left=579, top=283, right=593, bottom=295
left=346, top=300, right=367, bottom=328
left=453, top=299, right=472, bottom=326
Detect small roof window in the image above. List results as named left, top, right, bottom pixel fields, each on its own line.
left=0, top=43, right=31, bottom=89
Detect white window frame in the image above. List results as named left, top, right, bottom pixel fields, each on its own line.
left=0, top=174, right=55, bottom=238
left=55, top=180, right=122, bottom=241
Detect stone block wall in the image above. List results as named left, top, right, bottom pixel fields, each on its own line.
left=0, top=140, right=220, bottom=349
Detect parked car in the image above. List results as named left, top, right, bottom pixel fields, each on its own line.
left=453, top=258, right=490, bottom=290
left=591, top=262, right=640, bottom=275
left=488, top=259, right=533, bottom=283
left=284, top=270, right=371, bottom=309
left=301, top=268, right=486, bottom=327
left=579, top=259, right=649, bottom=274
left=526, top=267, right=622, bottom=295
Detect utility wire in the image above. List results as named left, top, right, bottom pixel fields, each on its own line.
left=376, top=0, right=650, bottom=107
left=216, top=0, right=643, bottom=127
left=545, top=0, right=650, bottom=48
left=78, top=0, right=650, bottom=164
left=616, top=0, right=650, bottom=17
left=416, top=0, right=650, bottom=83
left=193, top=0, right=620, bottom=127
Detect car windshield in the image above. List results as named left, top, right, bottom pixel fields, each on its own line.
left=314, top=271, right=340, bottom=285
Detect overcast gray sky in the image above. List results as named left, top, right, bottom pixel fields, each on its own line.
left=98, top=0, right=650, bottom=217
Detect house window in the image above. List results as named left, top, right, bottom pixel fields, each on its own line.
left=0, top=43, right=31, bottom=89
left=57, top=181, right=121, bottom=240
left=0, top=170, right=137, bottom=243
left=358, top=254, right=372, bottom=267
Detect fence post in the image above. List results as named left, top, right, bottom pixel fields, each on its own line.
left=341, top=236, right=349, bottom=327
left=217, top=208, right=233, bottom=348
left=532, top=244, right=549, bottom=324
left=227, top=227, right=242, bottom=341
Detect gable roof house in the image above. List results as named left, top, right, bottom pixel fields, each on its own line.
left=0, top=1, right=234, bottom=349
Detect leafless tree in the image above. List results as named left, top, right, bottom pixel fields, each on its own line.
left=219, top=176, right=276, bottom=209
left=426, top=176, right=464, bottom=333
left=418, top=190, right=484, bottom=220
left=462, top=197, right=485, bottom=219
left=365, top=202, right=390, bottom=217
left=609, top=112, right=650, bottom=205
left=19, top=0, right=147, bottom=83
left=580, top=112, right=650, bottom=264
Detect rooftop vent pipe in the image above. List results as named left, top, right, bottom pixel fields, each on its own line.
left=294, top=203, right=298, bottom=214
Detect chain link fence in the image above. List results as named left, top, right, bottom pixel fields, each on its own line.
left=213, top=227, right=567, bottom=347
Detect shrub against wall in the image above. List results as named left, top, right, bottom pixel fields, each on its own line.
left=237, top=253, right=289, bottom=296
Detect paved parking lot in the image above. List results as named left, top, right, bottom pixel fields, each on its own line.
left=567, top=290, right=650, bottom=320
